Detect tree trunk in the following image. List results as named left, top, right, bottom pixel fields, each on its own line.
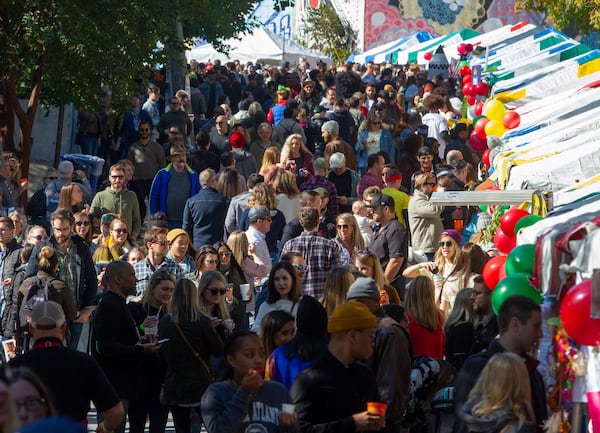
left=168, top=11, right=188, bottom=96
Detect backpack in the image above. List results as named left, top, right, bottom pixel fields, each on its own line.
left=280, top=119, right=298, bottom=145
left=19, top=277, right=53, bottom=330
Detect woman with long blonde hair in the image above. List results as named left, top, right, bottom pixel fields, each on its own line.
left=158, top=277, right=224, bottom=433
left=403, top=229, right=469, bottom=314
left=226, top=230, right=268, bottom=287
left=279, top=134, right=313, bottom=187
left=404, top=275, right=445, bottom=358
left=461, top=352, right=534, bottom=433
left=354, top=250, right=401, bottom=304
left=320, top=266, right=354, bottom=316
left=334, top=213, right=364, bottom=265
left=197, top=270, right=231, bottom=339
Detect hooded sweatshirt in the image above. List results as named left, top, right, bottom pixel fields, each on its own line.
left=460, top=398, right=534, bottom=433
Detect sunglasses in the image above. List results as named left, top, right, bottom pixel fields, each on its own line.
left=439, top=241, right=454, bottom=247
left=139, top=128, right=150, bottom=132
left=292, top=264, right=307, bottom=270
left=153, top=240, right=168, bottom=246
left=219, top=251, right=232, bottom=257
left=30, top=235, right=46, bottom=241
left=208, top=288, right=227, bottom=295
left=337, top=224, right=350, bottom=229
left=75, top=221, right=90, bottom=227
left=170, top=102, right=180, bottom=105
left=45, top=176, right=57, bottom=181
left=204, top=259, right=217, bottom=264
left=113, top=228, right=128, bottom=234
left=110, top=175, right=124, bottom=179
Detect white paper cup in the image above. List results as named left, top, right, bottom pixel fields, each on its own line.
left=240, top=284, right=251, bottom=301
left=281, top=403, right=296, bottom=414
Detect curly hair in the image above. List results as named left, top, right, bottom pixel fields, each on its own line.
left=247, top=183, right=278, bottom=210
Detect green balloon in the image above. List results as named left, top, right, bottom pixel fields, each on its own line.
left=472, top=115, right=486, bottom=125
left=491, top=273, right=542, bottom=315
left=505, top=244, right=535, bottom=275
left=479, top=205, right=488, bottom=212
left=514, top=215, right=543, bottom=234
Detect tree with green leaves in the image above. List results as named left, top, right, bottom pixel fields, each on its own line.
left=516, top=0, right=600, bottom=35
left=0, top=0, right=263, bottom=177
left=298, top=0, right=356, bottom=65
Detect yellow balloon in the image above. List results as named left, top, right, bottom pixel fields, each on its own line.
left=484, top=99, right=506, bottom=121
left=484, top=119, right=506, bottom=137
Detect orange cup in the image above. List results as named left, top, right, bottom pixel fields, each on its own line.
left=366, top=401, right=387, bottom=416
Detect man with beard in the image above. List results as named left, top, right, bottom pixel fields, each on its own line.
left=366, top=194, right=408, bottom=300
left=127, top=121, right=166, bottom=221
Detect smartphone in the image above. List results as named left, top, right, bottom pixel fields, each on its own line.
left=157, top=338, right=170, bottom=344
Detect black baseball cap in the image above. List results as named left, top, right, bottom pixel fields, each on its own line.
left=366, top=194, right=395, bottom=208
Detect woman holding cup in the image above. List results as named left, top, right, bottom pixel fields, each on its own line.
left=201, top=330, right=296, bottom=433
left=127, top=269, right=175, bottom=433
left=198, top=270, right=234, bottom=342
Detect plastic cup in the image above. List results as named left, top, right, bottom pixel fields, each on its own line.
left=223, top=319, right=234, bottom=331
left=240, top=284, right=251, bottom=301
left=281, top=403, right=296, bottom=414
left=366, top=402, right=387, bottom=416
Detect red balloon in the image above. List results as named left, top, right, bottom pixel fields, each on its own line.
left=467, top=94, right=476, bottom=105
left=459, top=65, right=471, bottom=76
left=474, top=117, right=489, bottom=140
left=560, top=280, right=600, bottom=346
left=482, top=149, right=491, bottom=166
left=474, top=102, right=484, bottom=116
left=494, top=228, right=516, bottom=254
left=503, top=111, right=521, bottom=129
left=465, top=43, right=474, bottom=53
left=469, top=131, right=487, bottom=152
left=482, top=255, right=507, bottom=290
left=476, top=82, right=490, bottom=97
left=462, top=83, right=474, bottom=96
left=458, top=44, right=467, bottom=55
left=499, top=209, right=531, bottom=237
left=424, top=52, right=433, bottom=61
left=462, top=74, right=472, bottom=84
left=498, top=262, right=507, bottom=281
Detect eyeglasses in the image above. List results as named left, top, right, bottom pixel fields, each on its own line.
left=356, top=250, right=374, bottom=256
left=219, top=251, right=232, bottom=257
left=113, top=228, right=128, bottom=234
left=16, top=397, right=46, bottom=412
left=337, top=224, right=350, bottom=229
left=75, top=221, right=90, bottom=227
left=110, top=175, right=125, bottom=179
left=170, top=102, right=180, bottom=106
left=204, top=259, right=217, bottom=264
left=44, top=176, right=57, bottom=181
left=374, top=107, right=384, bottom=111
left=30, top=235, right=46, bottom=241
left=439, top=241, right=454, bottom=248
left=292, top=264, right=307, bottom=270
left=153, top=240, right=168, bottom=246
left=208, top=288, right=227, bottom=295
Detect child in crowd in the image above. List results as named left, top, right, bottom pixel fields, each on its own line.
left=352, top=200, right=374, bottom=247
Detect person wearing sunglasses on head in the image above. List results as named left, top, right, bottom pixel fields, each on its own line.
left=407, top=172, right=444, bottom=261
left=132, top=227, right=183, bottom=298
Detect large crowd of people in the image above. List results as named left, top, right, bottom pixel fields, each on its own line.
left=0, top=58, right=548, bottom=433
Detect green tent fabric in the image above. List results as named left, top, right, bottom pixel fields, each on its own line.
left=392, top=28, right=479, bottom=64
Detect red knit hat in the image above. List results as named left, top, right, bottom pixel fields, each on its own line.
left=229, top=132, right=245, bottom=149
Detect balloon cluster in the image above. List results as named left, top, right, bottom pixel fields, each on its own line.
left=481, top=208, right=544, bottom=314
left=469, top=99, right=521, bottom=159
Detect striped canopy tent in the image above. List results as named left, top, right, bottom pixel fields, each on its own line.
left=392, top=28, right=479, bottom=64
left=347, top=31, right=435, bottom=64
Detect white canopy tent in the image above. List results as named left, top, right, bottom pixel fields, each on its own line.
left=186, top=27, right=331, bottom=66
left=347, top=31, right=434, bottom=64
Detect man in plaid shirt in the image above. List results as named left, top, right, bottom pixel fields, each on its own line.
left=133, top=226, right=183, bottom=296
left=280, top=206, right=341, bottom=299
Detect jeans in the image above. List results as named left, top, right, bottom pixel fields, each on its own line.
left=67, top=322, right=83, bottom=351
left=130, top=179, right=153, bottom=222
left=81, top=134, right=99, bottom=156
